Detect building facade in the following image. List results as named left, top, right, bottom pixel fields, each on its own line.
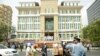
left=0, top=4, right=12, bottom=25
left=0, top=4, right=12, bottom=39
left=16, top=0, right=82, bottom=42
left=87, top=0, right=100, bottom=24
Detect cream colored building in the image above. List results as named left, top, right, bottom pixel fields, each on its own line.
left=16, top=0, right=82, bottom=42
left=0, top=4, right=12, bottom=25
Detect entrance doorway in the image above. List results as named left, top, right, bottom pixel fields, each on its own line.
left=45, top=17, right=54, bottom=41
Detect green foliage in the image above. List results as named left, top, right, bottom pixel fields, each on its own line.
left=82, top=20, right=100, bottom=43
left=0, top=21, right=11, bottom=42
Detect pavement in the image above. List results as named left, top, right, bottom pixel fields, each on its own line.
left=91, top=47, right=100, bottom=50
left=17, top=48, right=100, bottom=56
left=86, top=50, right=100, bottom=56
left=18, top=49, right=52, bottom=56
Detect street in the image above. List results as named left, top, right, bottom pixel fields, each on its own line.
left=18, top=50, right=53, bottom=56
left=18, top=49, right=100, bottom=56
left=87, top=50, right=100, bottom=56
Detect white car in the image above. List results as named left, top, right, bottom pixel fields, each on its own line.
left=0, top=44, right=19, bottom=56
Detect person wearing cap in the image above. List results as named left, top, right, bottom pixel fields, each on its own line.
left=66, top=36, right=86, bottom=56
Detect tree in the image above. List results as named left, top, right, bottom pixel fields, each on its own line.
left=82, top=20, right=100, bottom=46
left=0, top=21, right=11, bottom=42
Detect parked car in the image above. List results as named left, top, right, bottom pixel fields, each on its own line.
left=0, top=44, right=19, bottom=56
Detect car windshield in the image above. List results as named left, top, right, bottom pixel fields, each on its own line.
left=0, top=45, right=8, bottom=49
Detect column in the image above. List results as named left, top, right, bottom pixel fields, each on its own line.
left=54, top=15, right=58, bottom=41
left=40, top=16, right=45, bottom=41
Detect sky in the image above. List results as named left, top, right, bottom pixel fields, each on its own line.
left=0, top=0, right=95, bottom=27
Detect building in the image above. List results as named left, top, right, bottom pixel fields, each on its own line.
left=0, top=4, right=12, bottom=39
left=0, top=4, right=12, bottom=25
left=11, top=26, right=16, bottom=39
left=16, top=0, right=82, bottom=42
left=87, top=0, right=100, bottom=24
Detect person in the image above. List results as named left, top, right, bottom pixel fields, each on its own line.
left=20, top=43, right=23, bottom=52
left=26, top=46, right=32, bottom=56
left=62, top=42, right=66, bottom=56
left=11, top=42, right=16, bottom=49
left=66, top=36, right=86, bottom=56
left=41, top=43, right=48, bottom=56
left=53, top=43, right=59, bottom=56
left=7, top=42, right=11, bottom=48
left=64, top=48, right=71, bottom=56
left=63, top=43, right=71, bottom=56
left=86, top=43, right=91, bottom=51
left=32, top=44, right=40, bottom=56
left=11, top=44, right=15, bottom=49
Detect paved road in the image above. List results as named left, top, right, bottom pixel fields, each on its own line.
left=19, top=51, right=25, bottom=56
left=87, top=50, right=100, bottom=56
left=18, top=50, right=100, bottom=56
left=18, top=50, right=52, bottom=56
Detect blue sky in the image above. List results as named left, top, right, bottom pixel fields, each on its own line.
left=0, top=0, right=95, bottom=27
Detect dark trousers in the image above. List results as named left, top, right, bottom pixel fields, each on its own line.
left=42, top=53, right=47, bottom=56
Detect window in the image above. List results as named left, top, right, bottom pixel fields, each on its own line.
left=28, top=3, right=30, bottom=6
left=21, top=3, right=24, bottom=7
left=70, top=3, right=73, bottom=6
left=60, top=24, right=62, bottom=29
left=32, top=33, right=34, bottom=38
left=37, top=33, right=40, bottom=38
left=62, top=23, right=64, bottom=29
left=29, top=34, right=32, bottom=38
left=63, top=34, right=65, bottom=39
left=45, top=8, right=54, bottom=13
left=72, top=23, right=74, bottom=29
left=72, top=3, right=74, bottom=6
left=25, top=33, right=28, bottom=38
left=58, top=17, right=60, bottom=22
left=17, top=34, right=20, bottom=38
left=62, top=10, right=66, bottom=14
left=77, top=10, right=80, bottom=14
left=30, top=3, right=32, bottom=6
left=59, top=10, right=62, bottom=13
left=78, top=23, right=81, bottom=29
left=73, top=23, right=75, bottom=29
left=75, top=23, right=77, bottom=29
left=64, top=3, right=66, bottom=6
left=76, top=3, right=78, bottom=6
left=75, top=10, right=77, bottom=14
left=32, top=3, right=35, bottom=6
left=64, top=24, right=66, bottom=29
left=68, top=3, right=70, bottom=6
left=18, top=17, right=40, bottom=30
left=26, top=3, right=28, bottom=6
left=17, top=33, right=40, bottom=39
left=68, top=23, right=70, bottom=29
left=74, top=3, right=79, bottom=6
left=67, top=34, right=70, bottom=40
left=61, top=17, right=64, bottom=21
left=18, top=24, right=21, bottom=30
left=77, top=17, right=80, bottom=22
left=73, top=10, right=75, bottom=14
left=58, top=16, right=81, bottom=30
left=21, top=33, right=24, bottom=38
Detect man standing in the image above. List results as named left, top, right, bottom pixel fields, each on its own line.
left=66, top=36, right=86, bottom=56
left=41, top=43, right=48, bottom=56
left=20, top=43, right=23, bottom=52
left=62, top=42, right=67, bottom=56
